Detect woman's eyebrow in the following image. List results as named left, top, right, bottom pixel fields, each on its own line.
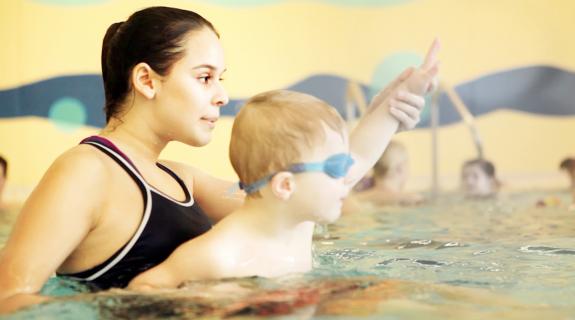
left=192, top=64, right=227, bottom=73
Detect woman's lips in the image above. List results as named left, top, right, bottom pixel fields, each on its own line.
left=201, top=116, right=218, bottom=128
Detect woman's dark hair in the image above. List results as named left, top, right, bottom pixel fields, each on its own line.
left=463, top=158, right=496, bottom=178
left=101, top=6, right=218, bottom=122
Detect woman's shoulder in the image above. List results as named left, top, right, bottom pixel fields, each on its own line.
left=21, top=144, right=113, bottom=223
left=46, top=144, right=114, bottom=181
left=58, top=143, right=110, bottom=165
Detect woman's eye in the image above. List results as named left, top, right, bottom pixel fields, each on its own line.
left=199, top=76, right=211, bottom=84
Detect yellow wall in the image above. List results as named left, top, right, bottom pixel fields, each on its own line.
left=1, top=0, right=574, bottom=201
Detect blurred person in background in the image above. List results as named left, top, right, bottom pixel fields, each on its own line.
left=460, top=158, right=499, bottom=198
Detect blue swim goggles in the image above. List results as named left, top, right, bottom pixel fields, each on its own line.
left=239, top=153, right=354, bottom=194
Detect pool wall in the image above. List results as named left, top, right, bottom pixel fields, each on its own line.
left=1, top=0, right=575, bottom=201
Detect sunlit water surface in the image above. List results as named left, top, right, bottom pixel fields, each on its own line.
left=2, top=191, right=574, bottom=319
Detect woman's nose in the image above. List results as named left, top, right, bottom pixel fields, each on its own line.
left=213, top=83, right=229, bottom=107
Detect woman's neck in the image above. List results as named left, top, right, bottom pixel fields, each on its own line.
left=100, top=118, right=168, bottom=163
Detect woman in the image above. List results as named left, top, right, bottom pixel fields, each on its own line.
left=0, top=6, right=436, bottom=312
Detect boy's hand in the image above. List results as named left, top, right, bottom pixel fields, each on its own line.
left=394, top=39, right=440, bottom=131
left=405, top=38, right=440, bottom=95
left=370, top=39, right=440, bottom=132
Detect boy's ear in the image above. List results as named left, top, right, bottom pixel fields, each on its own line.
left=131, top=62, right=160, bottom=100
left=270, top=172, right=295, bottom=200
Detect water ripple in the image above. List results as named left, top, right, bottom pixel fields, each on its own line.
left=396, top=239, right=433, bottom=249
left=519, top=245, right=575, bottom=256
left=376, top=258, right=447, bottom=267
left=321, top=248, right=376, bottom=261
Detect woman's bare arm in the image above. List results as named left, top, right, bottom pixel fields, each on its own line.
left=0, top=147, right=106, bottom=313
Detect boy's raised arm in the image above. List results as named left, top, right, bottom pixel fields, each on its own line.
left=346, top=39, right=440, bottom=189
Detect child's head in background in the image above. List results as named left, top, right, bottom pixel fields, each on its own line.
left=461, top=158, right=498, bottom=197
left=372, top=140, right=409, bottom=192
left=560, top=157, right=575, bottom=188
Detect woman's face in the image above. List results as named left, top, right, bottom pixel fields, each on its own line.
left=153, top=28, right=229, bottom=147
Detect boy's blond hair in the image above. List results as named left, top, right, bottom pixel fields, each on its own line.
left=372, top=140, right=407, bottom=178
left=230, top=90, right=346, bottom=197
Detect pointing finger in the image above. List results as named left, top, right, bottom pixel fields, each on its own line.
left=421, top=38, right=441, bottom=71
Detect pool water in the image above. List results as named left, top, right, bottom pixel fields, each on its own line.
left=3, top=190, right=575, bottom=319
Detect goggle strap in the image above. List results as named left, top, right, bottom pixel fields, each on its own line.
left=240, top=175, right=273, bottom=194
left=240, top=154, right=354, bottom=194
left=290, top=163, right=324, bottom=174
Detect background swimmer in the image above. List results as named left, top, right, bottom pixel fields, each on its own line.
left=460, top=158, right=499, bottom=198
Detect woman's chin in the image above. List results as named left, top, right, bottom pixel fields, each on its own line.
left=183, top=134, right=213, bottom=147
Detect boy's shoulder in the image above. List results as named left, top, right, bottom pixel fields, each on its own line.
left=191, top=218, right=249, bottom=273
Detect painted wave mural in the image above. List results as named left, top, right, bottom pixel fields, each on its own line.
left=1, top=65, right=574, bottom=129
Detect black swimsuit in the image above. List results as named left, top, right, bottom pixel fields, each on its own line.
left=57, top=136, right=213, bottom=289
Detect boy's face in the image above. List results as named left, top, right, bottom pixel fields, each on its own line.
left=291, top=126, right=349, bottom=224
left=461, top=164, right=494, bottom=197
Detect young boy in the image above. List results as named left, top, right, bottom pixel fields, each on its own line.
left=129, top=42, right=439, bottom=289
left=460, top=158, right=499, bottom=198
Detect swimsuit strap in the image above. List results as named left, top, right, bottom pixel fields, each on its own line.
left=73, top=136, right=153, bottom=281
left=156, top=162, right=192, bottom=203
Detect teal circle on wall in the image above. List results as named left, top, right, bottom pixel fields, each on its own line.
left=370, top=51, right=422, bottom=97
left=370, top=52, right=431, bottom=123
left=49, top=97, right=87, bottom=132
left=30, top=0, right=107, bottom=5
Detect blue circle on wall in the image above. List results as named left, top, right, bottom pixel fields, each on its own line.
left=49, top=97, right=88, bottom=132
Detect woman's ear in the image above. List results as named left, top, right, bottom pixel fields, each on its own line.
left=270, top=172, right=295, bottom=201
left=131, top=62, right=159, bottom=99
